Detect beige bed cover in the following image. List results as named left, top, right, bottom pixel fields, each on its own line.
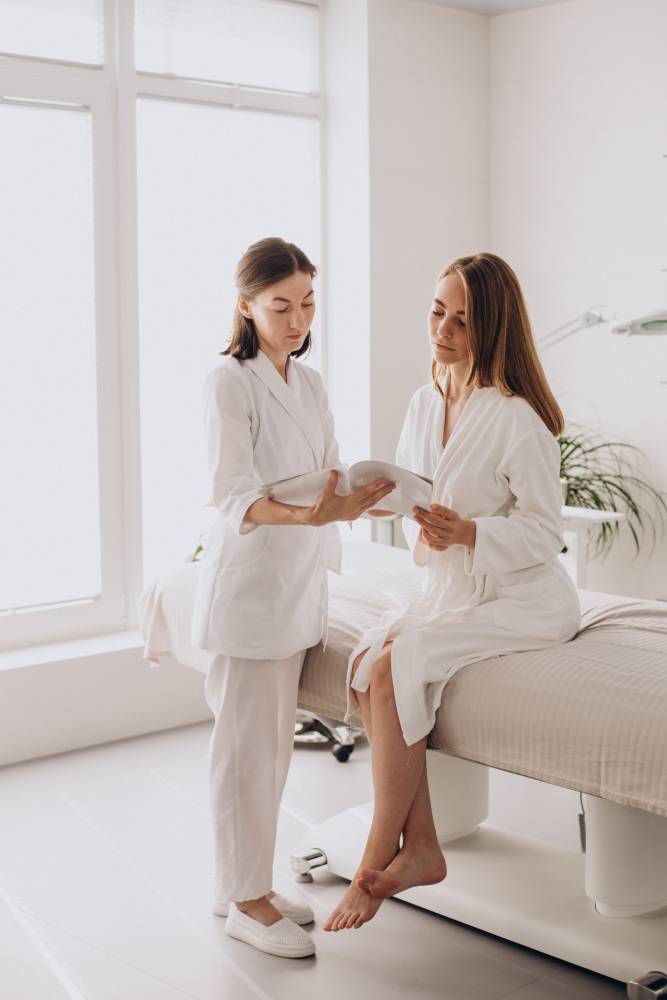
left=140, top=543, right=667, bottom=817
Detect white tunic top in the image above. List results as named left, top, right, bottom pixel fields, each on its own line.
left=346, top=380, right=581, bottom=747
left=191, top=350, right=343, bottom=660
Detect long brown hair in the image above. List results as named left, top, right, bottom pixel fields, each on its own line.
left=431, top=252, right=564, bottom=435
left=222, top=237, right=317, bottom=360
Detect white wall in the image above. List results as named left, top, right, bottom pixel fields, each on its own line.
left=0, top=638, right=209, bottom=767
left=322, top=0, right=372, bottom=468
left=489, top=0, right=667, bottom=599
left=323, top=0, right=489, bottom=471
left=368, top=0, right=489, bottom=463
left=326, top=0, right=667, bottom=596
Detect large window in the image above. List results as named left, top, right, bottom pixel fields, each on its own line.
left=1, top=102, right=101, bottom=613
left=137, top=99, right=320, bottom=582
left=0, top=0, right=103, bottom=64
left=0, top=0, right=322, bottom=649
left=135, top=0, right=319, bottom=93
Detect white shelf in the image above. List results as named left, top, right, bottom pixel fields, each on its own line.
left=562, top=505, right=626, bottom=530
left=561, top=506, right=626, bottom=588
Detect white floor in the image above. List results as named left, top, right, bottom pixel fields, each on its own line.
left=0, top=722, right=628, bottom=999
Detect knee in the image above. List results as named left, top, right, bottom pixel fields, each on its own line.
left=350, top=651, right=366, bottom=683
left=370, top=648, right=394, bottom=696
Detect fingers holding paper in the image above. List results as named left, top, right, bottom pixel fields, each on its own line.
left=413, top=503, right=476, bottom=551
left=308, top=472, right=396, bottom=526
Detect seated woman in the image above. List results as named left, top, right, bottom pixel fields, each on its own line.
left=323, top=252, right=581, bottom=933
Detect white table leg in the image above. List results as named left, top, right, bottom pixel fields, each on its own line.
left=575, top=528, right=589, bottom=588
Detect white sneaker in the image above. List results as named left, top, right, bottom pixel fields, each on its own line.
left=213, top=892, right=315, bottom=925
left=225, top=903, right=315, bottom=958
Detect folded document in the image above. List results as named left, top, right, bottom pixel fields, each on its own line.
left=261, top=461, right=432, bottom=519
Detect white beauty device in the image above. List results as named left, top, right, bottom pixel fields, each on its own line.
left=610, top=311, right=667, bottom=336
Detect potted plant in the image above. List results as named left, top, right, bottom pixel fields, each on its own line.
left=559, top=425, right=667, bottom=559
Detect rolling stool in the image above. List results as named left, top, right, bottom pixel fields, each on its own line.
left=294, top=710, right=362, bottom=762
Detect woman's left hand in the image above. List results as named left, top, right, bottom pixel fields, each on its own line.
left=413, top=504, right=476, bottom=551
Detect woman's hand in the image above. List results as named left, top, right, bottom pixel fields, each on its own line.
left=306, top=471, right=395, bottom=526
left=412, top=504, right=476, bottom=551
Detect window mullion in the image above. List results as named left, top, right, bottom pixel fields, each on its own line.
left=107, top=0, right=144, bottom=629
left=0, top=52, right=113, bottom=83
left=135, top=72, right=321, bottom=117
left=90, top=78, right=128, bottom=632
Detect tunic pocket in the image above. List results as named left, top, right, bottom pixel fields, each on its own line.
left=492, top=575, right=567, bottom=641
left=219, top=523, right=271, bottom=571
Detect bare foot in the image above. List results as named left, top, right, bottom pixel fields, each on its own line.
left=355, top=841, right=447, bottom=898
left=322, top=879, right=385, bottom=931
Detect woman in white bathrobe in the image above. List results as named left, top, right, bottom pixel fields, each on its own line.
left=191, top=237, right=394, bottom=957
left=324, top=252, right=581, bottom=933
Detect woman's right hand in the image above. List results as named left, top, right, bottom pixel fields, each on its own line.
left=306, top=471, right=395, bottom=526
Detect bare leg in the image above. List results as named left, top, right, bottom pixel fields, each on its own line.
left=353, top=650, right=446, bottom=901
left=355, top=755, right=446, bottom=900
left=323, top=647, right=444, bottom=931
left=319, top=652, right=390, bottom=931
left=351, top=648, right=438, bottom=849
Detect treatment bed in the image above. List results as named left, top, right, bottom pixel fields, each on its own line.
left=140, top=541, right=667, bottom=991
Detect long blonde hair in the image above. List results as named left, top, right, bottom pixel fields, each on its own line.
left=432, top=252, right=564, bottom=436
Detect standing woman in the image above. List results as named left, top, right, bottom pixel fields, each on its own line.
left=190, top=238, right=393, bottom=959
left=323, top=252, right=581, bottom=932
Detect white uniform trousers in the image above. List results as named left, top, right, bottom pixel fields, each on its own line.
left=204, top=649, right=306, bottom=905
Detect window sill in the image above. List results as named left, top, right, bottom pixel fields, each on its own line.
left=0, top=628, right=144, bottom=673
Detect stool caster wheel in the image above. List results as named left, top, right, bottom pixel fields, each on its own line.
left=332, top=742, right=353, bottom=762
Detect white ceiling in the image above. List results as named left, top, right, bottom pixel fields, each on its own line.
left=427, top=0, right=570, bottom=15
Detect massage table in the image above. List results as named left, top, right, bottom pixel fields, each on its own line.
left=140, top=541, right=667, bottom=992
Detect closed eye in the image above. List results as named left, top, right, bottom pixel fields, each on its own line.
left=274, top=299, right=315, bottom=314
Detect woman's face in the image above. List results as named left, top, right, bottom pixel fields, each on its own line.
left=239, top=270, right=315, bottom=357
left=429, top=272, right=470, bottom=366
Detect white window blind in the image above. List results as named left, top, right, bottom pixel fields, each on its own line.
left=135, top=0, right=319, bottom=94
left=0, top=101, right=102, bottom=614
left=136, top=97, right=321, bottom=584
left=0, top=0, right=103, bottom=64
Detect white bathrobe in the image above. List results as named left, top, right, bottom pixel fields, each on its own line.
left=191, top=349, right=342, bottom=659
left=345, top=381, right=581, bottom=747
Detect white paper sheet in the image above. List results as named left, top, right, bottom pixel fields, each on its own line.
left=262, top=461, right=432, bottom=518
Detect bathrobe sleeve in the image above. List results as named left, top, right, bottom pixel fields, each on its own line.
left=396, top=392, right=431, bottom=567
left=464, top=428, right=564, bottom=576
left=203, top=366, right=265, bottom=536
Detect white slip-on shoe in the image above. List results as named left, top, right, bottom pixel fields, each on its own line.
left=213, top=892, right=315, bottom=925
left=225, top=903, right=315, bottom=959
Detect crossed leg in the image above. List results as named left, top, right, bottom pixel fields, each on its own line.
left=323, top=644, right=446, bottom=932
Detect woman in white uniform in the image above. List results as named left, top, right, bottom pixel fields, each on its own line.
left=191, top=237, right=394, bottom=958
left=323, top=252, right=581, bottom=933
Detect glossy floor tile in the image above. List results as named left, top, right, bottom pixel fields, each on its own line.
left=0, top=722, right=628, bottom=999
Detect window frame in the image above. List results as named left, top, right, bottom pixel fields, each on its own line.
left=0, top=0, right=323, bottom=650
